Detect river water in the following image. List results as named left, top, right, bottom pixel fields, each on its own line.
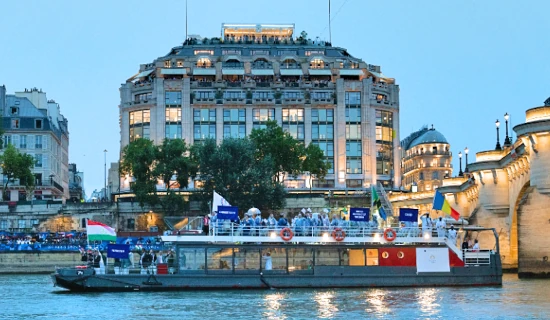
left=0, top=274, right=548, bottom=319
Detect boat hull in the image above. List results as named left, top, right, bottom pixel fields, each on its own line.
left=52, top=265, right=502, bottom=292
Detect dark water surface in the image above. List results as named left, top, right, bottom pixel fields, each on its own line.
left=0, top=274, right=548, bottom=319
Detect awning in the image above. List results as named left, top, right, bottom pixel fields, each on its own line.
left=136, top=69, right=154, bottom=78
left=369, top=71, right=392, bottom=80
left=281, top=56, right=297, bottom=62
left=251, top=69, right=274, bottom=76
left=222, top=68, right=245, bottom=75
left=161, top=68, right=187, bottom=75
left=224, top=55, right=241, bottom=62
left=280, top=69, right=303, bottom=76
left=193, top=68, right=216, bottom=76
left=339, top=69, right=364, bottom=76
left=308, top=69, right=332, bottom=76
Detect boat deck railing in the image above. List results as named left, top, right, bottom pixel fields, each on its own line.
left=463, top=250, right=491, bottom=265
left=163, top=226, right=452, bottom=245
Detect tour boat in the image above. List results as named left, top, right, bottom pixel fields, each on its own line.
left=51, top=226, right=502, bottom=292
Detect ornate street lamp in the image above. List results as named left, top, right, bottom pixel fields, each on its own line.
left=495, top=120, right=502, bottom=151
left=504, top=113, right=512, bottom=147
left=458, top=151, right=463, bottom=177
left=464, top=147, right=469, bottom=173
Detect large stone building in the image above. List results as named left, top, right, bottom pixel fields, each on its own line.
left=0, top=86, right=69, bottom=202
left=117, top=23, right=401, bottom=195
left=401, top=126, right=453, bottom=192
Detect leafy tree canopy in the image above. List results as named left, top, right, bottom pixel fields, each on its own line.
left=0, top=144, right=35, bottom=200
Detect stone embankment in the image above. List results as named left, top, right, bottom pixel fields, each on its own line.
left=0, top=252, right=80, bottom=274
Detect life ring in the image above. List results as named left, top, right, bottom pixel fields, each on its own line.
left=383, top=228, right=397, bottom=242
left=280, top=227, right=294, bottom=241
left=332, top=228, right=346, bottom=242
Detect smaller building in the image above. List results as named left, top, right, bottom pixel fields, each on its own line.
left=401, top=126, right=453, bottom=192
left=0, top=86, right=69, bottom=201
left=68, top=163, right=85, bottom=202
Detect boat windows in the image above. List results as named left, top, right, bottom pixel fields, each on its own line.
left=315, top=248, right=340, bottom=266
left=234, top=248, right=260, bottom=272
left=366, top=249, right=379, bottom=266
left=262, top=248, right=287, bottom=273
left=207, top=248, right=233, bottom=271
left=344, top=249, right=365, bottom=266
left=178, top=248, right=205, bottom=272
left=288, top=248, right=313, bottom=273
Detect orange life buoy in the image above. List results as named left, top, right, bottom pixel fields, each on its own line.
left=383, top=228, right=397, bottom=242
left=332, top=228, right=346, bottom=242
left=280, top=227, right=294, bottom=241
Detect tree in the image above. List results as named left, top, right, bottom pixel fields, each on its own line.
left=302, top=143, right=332, bottom=193
left=120, top=138, right=197, bottom=215
left=152, top=139, right=197, bottom=215
left=0, top=144, right=35, bottom=200
left=249, top=120, right=305, bottom=183
left=191, top=138, right=286, bottom=212
left=120, top=138, right=157, bottom=208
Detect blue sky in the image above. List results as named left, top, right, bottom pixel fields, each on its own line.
left=1, top=0, right=549, bottom=197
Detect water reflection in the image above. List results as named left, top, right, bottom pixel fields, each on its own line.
left=263, top=292, right=287, bottom=320
left=314, top=291, right=339, bottom=318
left=416, top=288, right=441, bottom=317
left=365, top=289, right=390, bottom=315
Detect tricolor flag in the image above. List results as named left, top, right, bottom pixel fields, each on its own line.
left=212, top=191, right=231, bottom=213
left=86, top=220, right=116, bottom=242
left=432, top=190, right=460, bottom=221
left=371, top=186, right=387, bottom=220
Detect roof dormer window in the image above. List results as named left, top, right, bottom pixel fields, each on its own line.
left=10, top=107, right=18, bottom=115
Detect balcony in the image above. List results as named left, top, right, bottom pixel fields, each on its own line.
left=403, top=151, right=452, bottom=161
left=132, top=81, right=153, bottom=90
left=227, top=81, right=242, bottom=88
left=190, top=81, right=213, bottom=88
left=129, top=98, right=157, bottom=106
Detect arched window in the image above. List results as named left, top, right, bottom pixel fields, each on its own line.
left=310, top=58, right=326, bottom=69
left=196, top=57, right=212, bottom=68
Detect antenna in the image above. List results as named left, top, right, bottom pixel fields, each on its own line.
left=185, top=0, right=188, bottom=44
left=328, top=0, right=332, bottom=44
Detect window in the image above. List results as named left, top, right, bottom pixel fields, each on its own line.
left=196, top=91, right=215, bottom=99
left=20, top=135, right=27, bottom=149
left=193, top=109, right=216, bottom=122
left=126, top=219, right=135, bottom=230
left=276, top=50, right=297, bottom=56
left=10, top=107, right=18, bottom=115
left=305, top=50, right=324, bottom=56
left=222, top=49, right=241, bottom=55
left=18, top=219, right=26, bottom=229
left=346, top=124, right=361, bottom=139
left=346, top=179, right=363, bottom=188
left=194, top=124, right=216, bottom=140
left=11, top=119, right=20, bottom=129
left=165, top=91, right=182, bottom=105
left=366, top=249, right=379, bottom=266
left=311, top=124, right=333, bottom=139
left=311, top=91, right=331, bottom=100
left=288, top=248, right=313, bottom=272
left=345, top=92, right=361, bottom=105
left=252, top=109, right=274, bottom=122
left=315, top=248, right=340, bottom=266
left=207, top=248, right=233, bottom=271
left=179, top=248, right=206, bottom=271
left=251, top=50, right=269, bottom=55
left=34, top=154, right=43, bottom=168
left=262, top=248, right=287, bottom=271
left=164, top=60, right=171, bottom=68
left=135, top=93, right=152, bottom=103
left=165, top=124, right=182, bottom=139
left=176, top=60, right=184, bottom=67
left=234, top=248, right=260, bottom=272
left=376, top=110, right=393, bottom=127
left=311, top=109, right=333, bottom=122
left=196, top=57, right=212, bottom=68
left=3, top=135, right=11, bottom=147
left=223, top=109, right=246, bottom=122
left=310, top=58, right=326, bottom=69
left=346, top=141, right=362, bottom=157
left=0, top=220, right=8, bottom=230
left=194, top=50, right=214, bottom=55
left=252, top=91, right=273, bottom=100
left=35, top=135, right=43, bottom=149
left=282, top=91, right=303, bottom=100
left=129, top=110, right=151, bottom=141
left=432, top=171, right=439, bottom=180
left=345, top=108, right=361, bottom=122
left=223, top=125, right=246, bottom=138
left=346, top=159, right=361, bottom=174
left=35, top=119, right=43, bottom=129
left=282, top=109, right=304, bottom=122
left=282, top=124, right=304, bottom=140
left=223, top=91, right=244, bottom=99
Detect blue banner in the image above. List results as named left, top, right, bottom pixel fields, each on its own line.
left=217, top=205, right=239, bottom=220
left=399, top=208, right=419, bottom=222
left=107, top=244, right=130, bottom=259
left=350, top=207, right=370, bottom=222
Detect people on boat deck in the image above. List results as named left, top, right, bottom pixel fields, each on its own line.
left=268, top=214, right=277, bottom=228
left=140, top=249, right=154, bottom=273
left=263, top=252, right=272, bottom=270
left=472, top=239, right=480, bottom=252
left=421, top=213, right=432, bottom=237
left=448, top=226, right=458, bottom=245
left=202, top=214, right=210, bottom=235
left=436, top=217, right=446, bottom=238
left=277, top=213, right=289, bottom=227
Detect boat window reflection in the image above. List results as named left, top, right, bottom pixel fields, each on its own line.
left=178, top=248, right=205, bottom=272
left=288, top=248, right=313, bottom=273
left=207, top=248, right=233, bottom=271
left=234, top=248, right=260, bottom=273
left=315, top=248, right=339, bottom=266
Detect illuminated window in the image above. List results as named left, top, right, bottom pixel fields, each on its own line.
left=194, top=50, right=214, bottom=55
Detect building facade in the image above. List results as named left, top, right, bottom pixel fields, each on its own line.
left=401, top=127, right=453, bottom=192
left=0, top=86, right=69, bottom=201
left=118, top=23, right=401, bottom=193
left=68, top=163, right=85, bottom=202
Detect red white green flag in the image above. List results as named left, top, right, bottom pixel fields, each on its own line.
left=86, top=220, right=116, bottom=242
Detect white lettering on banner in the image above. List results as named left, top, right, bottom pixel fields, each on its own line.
left=112, top=249, right=125, bottom=253
left=416, top=248, right=450, bottom=273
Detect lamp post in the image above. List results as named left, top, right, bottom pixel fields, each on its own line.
left=495, top=120, right=502, bottom=151
left=504, top=113, right=512, bottom=147
left=103, top=149, right=107, bottom=201
left=458, top=151, right=463, bottom=177
left=464, top=147, right=469, bottom=173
